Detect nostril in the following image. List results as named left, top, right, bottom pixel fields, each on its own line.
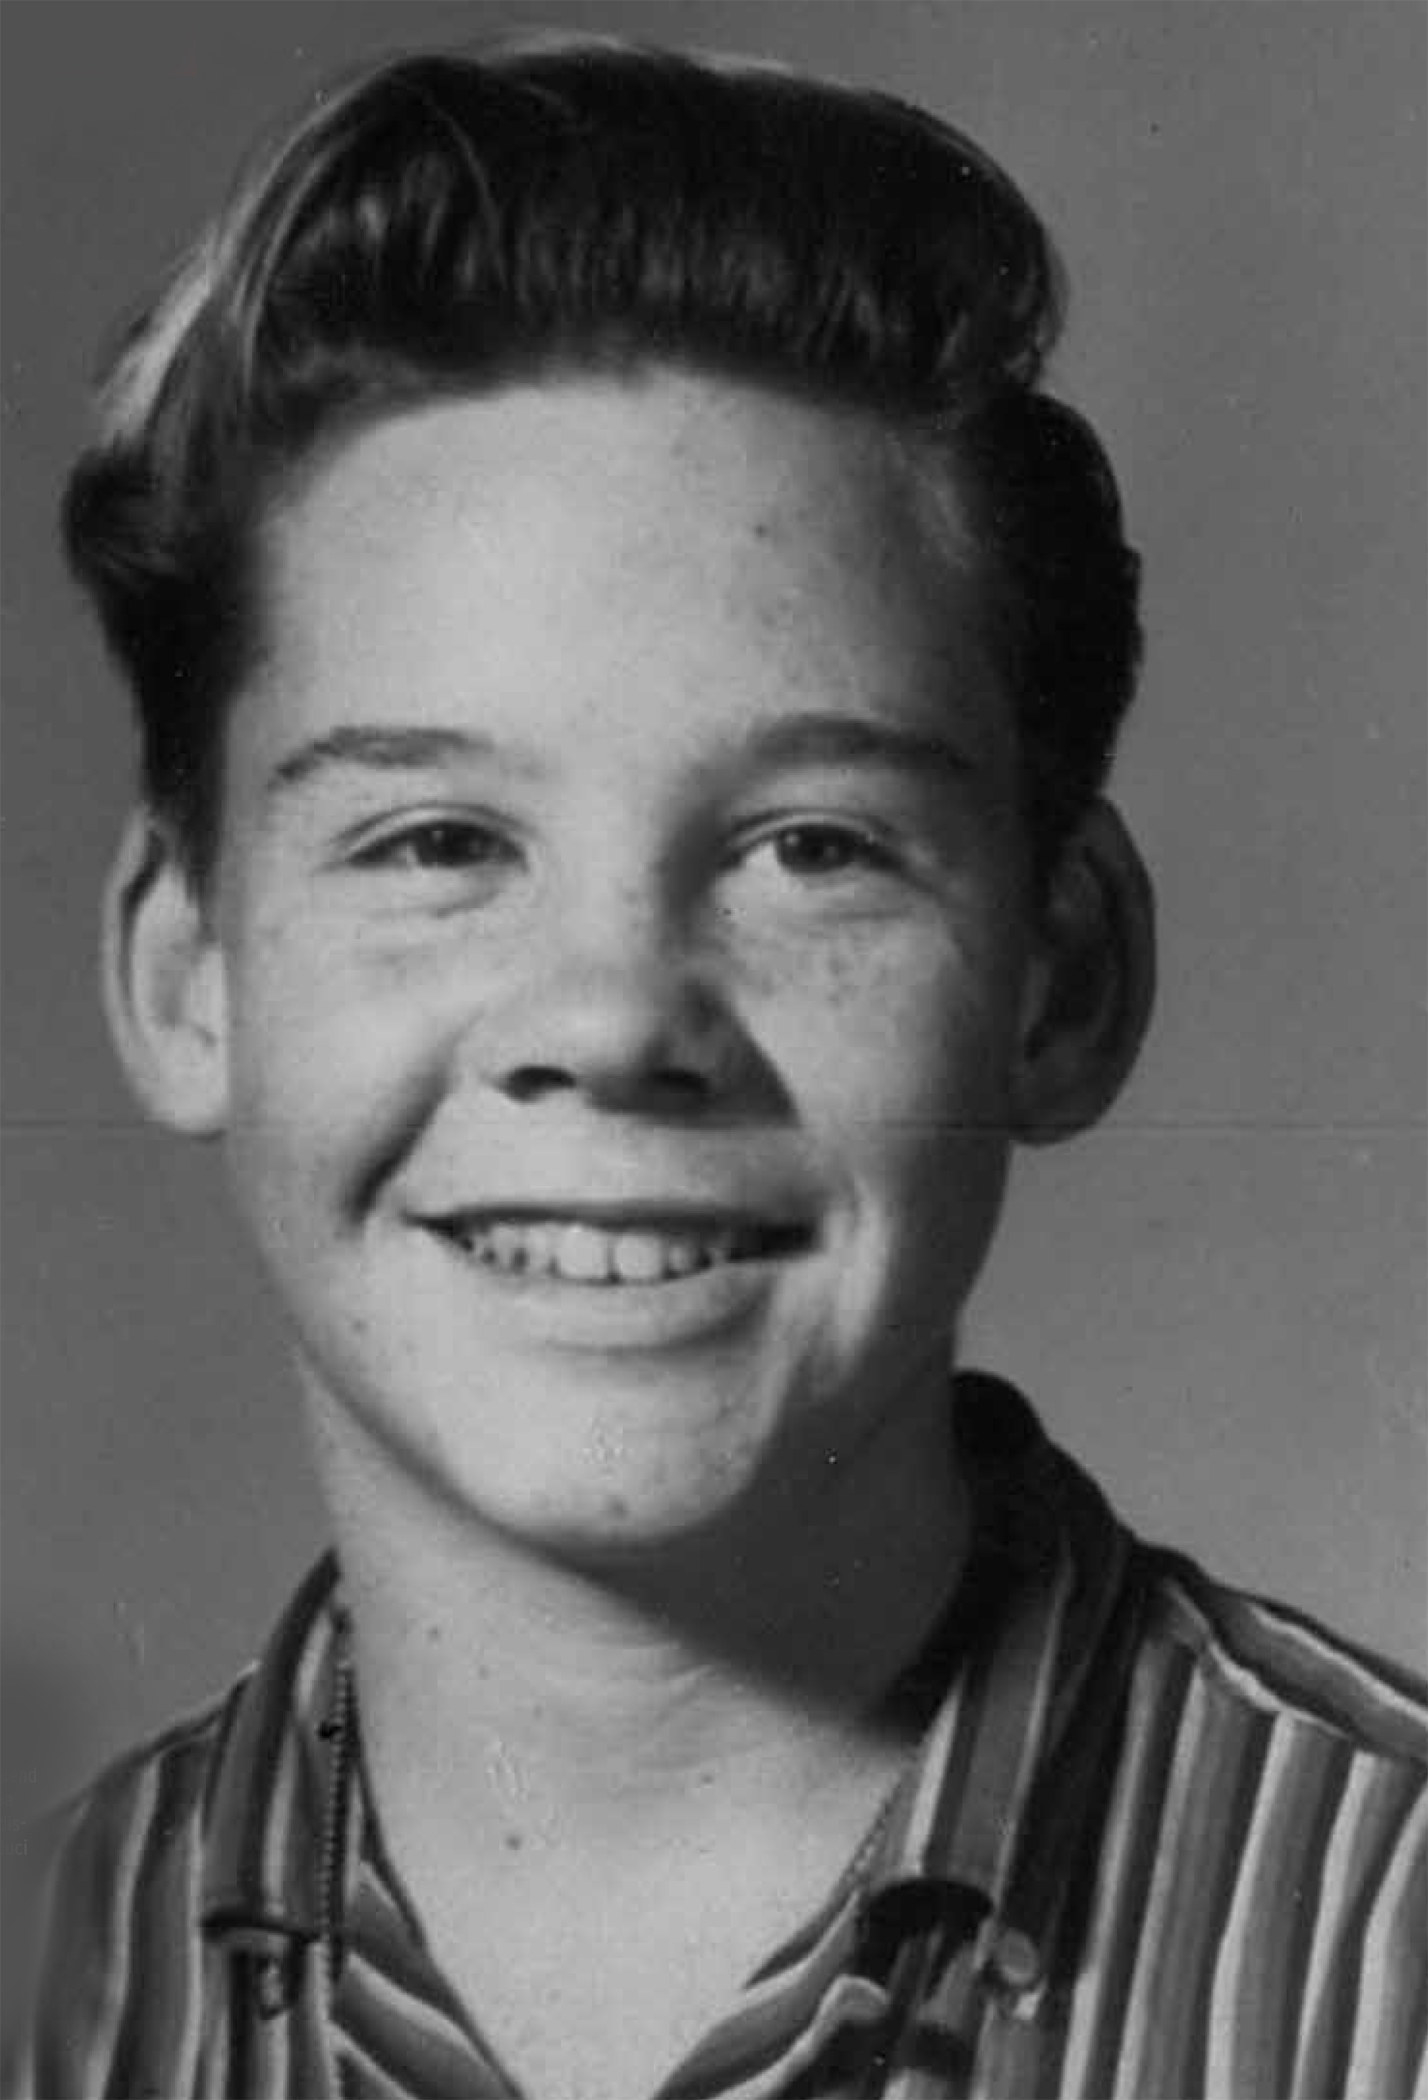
left=499, top=1059, right=714, bottom=1108
left=654, top=1068, right=711, bottom=1106
left=501, top=1064, right=575, bottom=1103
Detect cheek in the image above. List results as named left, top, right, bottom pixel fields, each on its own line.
left=751, top=916, right=1023, bottom=1126
left=752, top=924, right=1020, bottom=1313
left=221, top=924, right=454, bottom=1214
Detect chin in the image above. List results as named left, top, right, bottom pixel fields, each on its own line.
left=303, top=1340, right=785, bottom=1554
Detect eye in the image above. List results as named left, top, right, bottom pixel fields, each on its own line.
left=348, top=818, right=516, bottom=874
left=753, top=822, right=894, bottom=879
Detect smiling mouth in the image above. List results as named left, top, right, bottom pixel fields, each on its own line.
left=427, top=1213, right=812, bottom=1286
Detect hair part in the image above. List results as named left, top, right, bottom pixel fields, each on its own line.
left=64, top=34, right=1141, bottom=889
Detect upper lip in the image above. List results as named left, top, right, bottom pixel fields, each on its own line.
left=415, top=1200, right=814, bottom=1239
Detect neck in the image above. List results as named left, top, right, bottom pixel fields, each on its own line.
left=305, top=1366, right=968, bottom=1846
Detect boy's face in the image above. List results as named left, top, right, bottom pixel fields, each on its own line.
left=198, top=370, right=1043, bottom=1560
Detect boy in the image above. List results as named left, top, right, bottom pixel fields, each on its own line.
left=9, top=34, right=1424, bottom=2100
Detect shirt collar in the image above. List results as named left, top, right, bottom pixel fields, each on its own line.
left=863, top=1373, right=1145, bottom=1988
left=201, top=1550, right=347, bottom=1944
left=200, top=1374, right=1145, bottom=1989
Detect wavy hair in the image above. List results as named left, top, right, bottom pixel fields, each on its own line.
left=64, top=35, right=1142, bottom=887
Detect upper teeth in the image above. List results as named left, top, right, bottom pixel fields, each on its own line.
left=450, top=1219, right=756, bottom=1284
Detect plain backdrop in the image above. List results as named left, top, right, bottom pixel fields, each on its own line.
left=2, top=1, right=1424, bottom=1812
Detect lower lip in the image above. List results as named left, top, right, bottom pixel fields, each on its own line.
left=424, top=1231, right=800, bottom=1350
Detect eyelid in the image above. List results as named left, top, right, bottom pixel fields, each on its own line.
left=335, top=806, right=517, bottom=863
left=728, top=811, right=901, bottom=866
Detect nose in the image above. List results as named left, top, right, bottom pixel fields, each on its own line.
left=473, top=910, right=762, bottom=1115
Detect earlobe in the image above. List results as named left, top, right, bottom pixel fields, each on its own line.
left=1010, top=799, right=1156, bottom=1146
left=101, top=811, right=230, bottom=1136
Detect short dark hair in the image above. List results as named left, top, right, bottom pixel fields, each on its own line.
left=63, top=35, right=1142, bottom=888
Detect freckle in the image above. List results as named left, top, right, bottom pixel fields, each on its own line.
left=603, top=1494, right=630, bottom=1520
left=504, top=1832, right=523, bottom=1853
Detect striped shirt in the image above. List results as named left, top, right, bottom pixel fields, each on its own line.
left=7, top=1375, right=1426, bottom=2099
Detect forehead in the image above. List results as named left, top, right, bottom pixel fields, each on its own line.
left=242, top=368, right=1010, bottom=782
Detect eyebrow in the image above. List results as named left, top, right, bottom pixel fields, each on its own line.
left=264, top=725, right=545, bottom=801
left=262, top=710, right=976, bottom=804
left=728, top=712, right=976, bottom=783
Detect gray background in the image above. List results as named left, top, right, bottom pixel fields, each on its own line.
left=3, top=1, right=1424, bottom=1810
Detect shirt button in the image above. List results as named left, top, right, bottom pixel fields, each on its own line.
left=989, top=1926, right=1043, bottom=1992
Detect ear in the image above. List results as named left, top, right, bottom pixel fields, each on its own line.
left=101, top=811, right=231, bottom=1136
left=1010, top=799, right=1156, bottom=1146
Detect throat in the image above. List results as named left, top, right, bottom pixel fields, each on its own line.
left=349, top=1676, right=921, bottom=2100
